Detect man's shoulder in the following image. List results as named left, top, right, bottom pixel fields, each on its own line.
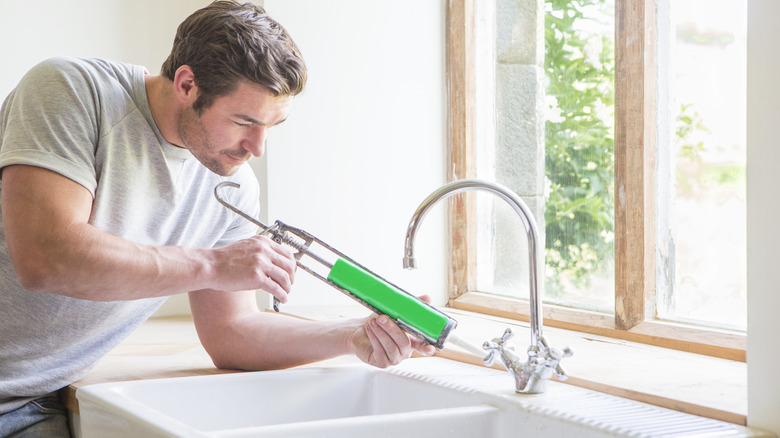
left=30, top=57, right=127, bottom=76
left=26, top=57, right=141, bottom=96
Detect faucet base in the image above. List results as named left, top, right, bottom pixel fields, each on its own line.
left=483, top=328, right=572, bottom=395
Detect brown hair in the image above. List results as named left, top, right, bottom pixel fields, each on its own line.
left=161, top=1, right=307, bottom=113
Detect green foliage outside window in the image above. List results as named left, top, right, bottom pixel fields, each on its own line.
left=544, top=0, right=615, bottom=296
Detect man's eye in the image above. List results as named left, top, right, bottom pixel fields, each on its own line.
left=235, top=121, right=251, bottom=127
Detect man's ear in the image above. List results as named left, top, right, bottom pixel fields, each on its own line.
left=172, top=65, right=198, bottom=104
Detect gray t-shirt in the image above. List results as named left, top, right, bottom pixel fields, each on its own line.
left=0, top=57, right=260, bottom=412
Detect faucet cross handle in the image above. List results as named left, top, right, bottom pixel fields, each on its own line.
left=537, top=336, right=573, bottom=381
left=482, top=328, right=517, bottom=367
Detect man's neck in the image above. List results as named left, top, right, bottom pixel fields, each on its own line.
left=144, top=74, right=183, bottom=147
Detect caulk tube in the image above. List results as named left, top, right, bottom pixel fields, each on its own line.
left=326, top=257, right=457, bottom=349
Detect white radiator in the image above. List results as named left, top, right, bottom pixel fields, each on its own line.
left=389, top=358, right=773, bottom=438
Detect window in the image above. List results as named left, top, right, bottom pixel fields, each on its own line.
left=445, top=0, right=746, bottom=361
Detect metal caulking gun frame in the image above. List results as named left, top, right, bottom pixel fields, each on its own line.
left=214, top=181, right=457, bottom=349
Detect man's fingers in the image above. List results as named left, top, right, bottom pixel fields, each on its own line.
left=254, top=235, right=297, bottom=290
left=256, top=235, right=297, bottom=284
left=367, top=316, right=413, bottom=366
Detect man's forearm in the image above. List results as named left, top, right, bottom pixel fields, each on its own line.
left=189, top=288, right=432, bottom=372
left=16, top=223, right=214, bottom=301
left=190, top=296, right=360, bottom=371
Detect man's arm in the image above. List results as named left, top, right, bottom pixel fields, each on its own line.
left=0, top=164, right=296, bottom=302
left=189, top=289, right=436, bottom=370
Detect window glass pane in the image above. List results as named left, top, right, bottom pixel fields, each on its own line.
left=543, top=0, right=615, bottom=312
left=656, top=0, right=747, bottom=330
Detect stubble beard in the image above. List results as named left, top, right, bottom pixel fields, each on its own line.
left=176, top=108, right=237, bottom=177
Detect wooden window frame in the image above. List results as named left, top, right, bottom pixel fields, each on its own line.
left=445, top=0, right=745, bottom=362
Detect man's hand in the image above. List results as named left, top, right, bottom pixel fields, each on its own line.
left=208, top=235, right=297, bottom=303
left=347, top=295, right=437, bottom=368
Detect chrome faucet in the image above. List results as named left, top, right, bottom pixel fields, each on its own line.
left=403, top=179, right=571, bottom=394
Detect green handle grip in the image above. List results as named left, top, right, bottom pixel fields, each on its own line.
left=327, top=258, right=456, bottom=349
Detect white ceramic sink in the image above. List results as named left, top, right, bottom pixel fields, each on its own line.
left=76, top=357, right=766, bottom=438
left=76, top=362, right=499, bottom=438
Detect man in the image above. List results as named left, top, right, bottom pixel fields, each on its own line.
left=0, top=2, right=434, bottom=436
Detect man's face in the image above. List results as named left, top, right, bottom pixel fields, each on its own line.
left=177, top=81, right=292, bottom=176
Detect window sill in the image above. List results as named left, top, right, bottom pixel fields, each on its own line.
left=452, top=292, right=746, bottom=361
left=280, top=304, right=747, bottom=426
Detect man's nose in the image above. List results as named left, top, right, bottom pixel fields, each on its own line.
left=243, top=126, right=268, bottom=157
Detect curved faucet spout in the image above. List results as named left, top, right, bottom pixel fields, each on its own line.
left=403, top=179, right=542, bottom=348
left=404, top=179, right=572, bottom=394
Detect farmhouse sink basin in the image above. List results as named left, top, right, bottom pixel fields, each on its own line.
left=76, top=361, right=499, bottom=438
left=76, top=357, right=766, bottom=438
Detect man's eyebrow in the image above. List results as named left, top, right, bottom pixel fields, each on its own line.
left=234, top=114, right=288, bottom=126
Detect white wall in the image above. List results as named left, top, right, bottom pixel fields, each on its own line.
left=746, top=0, right=780, bottom=433
left=0, top=0, right=211, bottom=101
left=257, top=0, right=449, bottom=310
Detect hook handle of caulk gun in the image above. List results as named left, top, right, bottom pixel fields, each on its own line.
left=214, top=182, right=272, bottom=232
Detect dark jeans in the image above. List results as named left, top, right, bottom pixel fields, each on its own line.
left=0, top=395, right=71, bottom=438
